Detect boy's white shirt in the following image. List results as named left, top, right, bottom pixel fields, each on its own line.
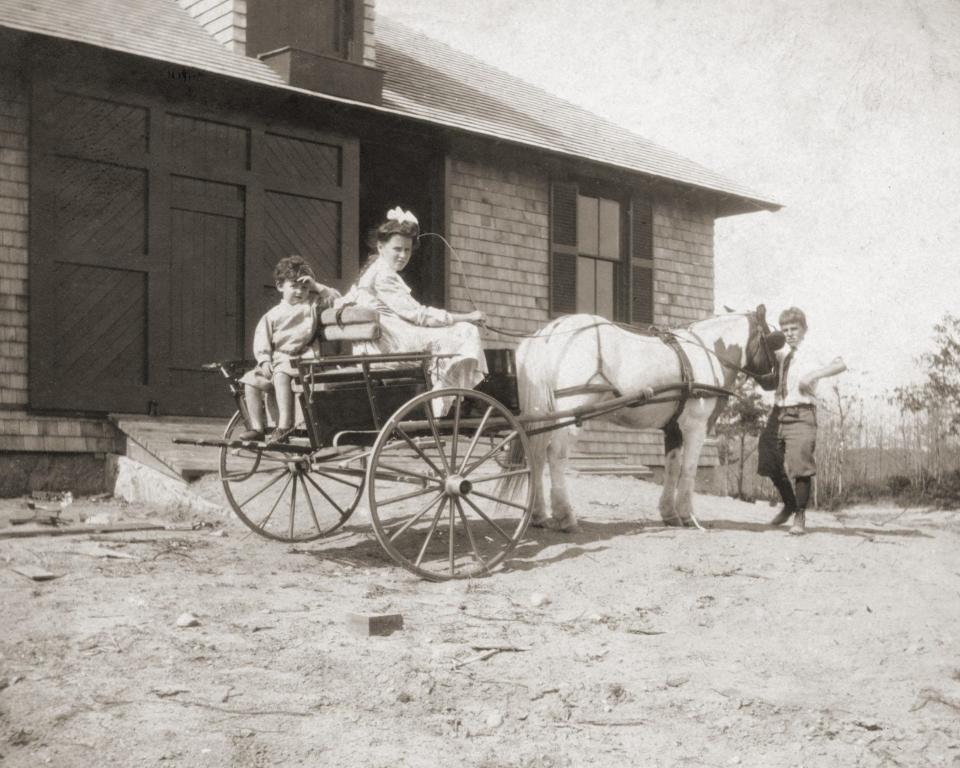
left=775, top=332, right=838, bottom=407
left=253, top=297, right=319, bottom=365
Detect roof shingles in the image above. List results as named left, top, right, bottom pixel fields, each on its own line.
left=0, top=0, right=778, bottom=209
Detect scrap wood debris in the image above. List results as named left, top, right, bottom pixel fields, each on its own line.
left=454, top=643, right=530, bottom=669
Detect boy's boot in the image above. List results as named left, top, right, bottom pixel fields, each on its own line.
left=789, top=509, right=806, bottom=535
left=770, top=505, right=796, bottom=526
left=769, top=474, right=797, bottom=526
left=789, top=477, right=810, bottom=535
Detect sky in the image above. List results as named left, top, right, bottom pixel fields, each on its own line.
left=377, top=0, right=960, bottom=399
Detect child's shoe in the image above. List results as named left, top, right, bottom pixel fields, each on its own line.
left=267, top=426, right=295, bottom=445
left=238, top=428, right=265, bottom=441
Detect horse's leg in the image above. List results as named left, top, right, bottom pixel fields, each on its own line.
left=546, top=427, right=579, bottom=532
left=675, top=417, right=708, bottom=530
left=528, top=432, right=550, bottom=528
left=659, top=423, right=683, bottom=526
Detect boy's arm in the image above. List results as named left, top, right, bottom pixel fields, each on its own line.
left=799, top=356, right=846, bottom=395
left=252, top=313, right=273, bottom=366
left=298, top=276, right=341, bottom=309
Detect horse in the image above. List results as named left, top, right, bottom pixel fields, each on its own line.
left=513, top=307, right=784, bottom=531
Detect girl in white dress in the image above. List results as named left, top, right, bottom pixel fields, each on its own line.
left=337, top=208, right=487, bottom=412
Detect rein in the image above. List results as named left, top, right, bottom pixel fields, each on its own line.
left=418, top=231, right=781, bottom=389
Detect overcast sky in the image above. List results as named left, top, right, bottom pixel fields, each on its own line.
left=377, top=0, right=960, bottom=398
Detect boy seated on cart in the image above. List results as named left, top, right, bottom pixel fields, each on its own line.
left=239, top=255, right=340, bottom=444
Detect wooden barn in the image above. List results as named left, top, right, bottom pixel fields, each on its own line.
left=0, top=0, right=780, bottom=494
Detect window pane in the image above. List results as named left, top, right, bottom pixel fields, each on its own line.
left=577, top=256, right=595, bottom=313
left=596, top=259, right=614, bottom=319
left=599, top=198, right=621, bottom=260
left=577, top=195, right=599, bottom=256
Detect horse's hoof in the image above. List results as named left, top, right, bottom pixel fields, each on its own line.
left=530, top=517, right=550, bottom=529
left=662, top=516, right=683, bottom=527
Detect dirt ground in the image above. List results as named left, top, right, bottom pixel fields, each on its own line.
left=1, top=476, right=959, bottom=768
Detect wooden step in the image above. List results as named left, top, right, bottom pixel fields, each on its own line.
left=110, top=413, right=226, bottom=480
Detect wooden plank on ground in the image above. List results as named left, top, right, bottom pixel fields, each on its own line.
left=11, top=564, right=58, bottom=581
left=0, top=522, right=166, bottom=540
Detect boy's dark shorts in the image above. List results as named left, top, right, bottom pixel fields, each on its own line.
left=758, top=405, right=818, bottom=479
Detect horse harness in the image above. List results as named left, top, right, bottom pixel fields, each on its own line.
left=552, top=321, right=726, bottom=429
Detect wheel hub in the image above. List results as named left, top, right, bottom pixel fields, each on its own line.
left=444, top=474, right=472, bottom=497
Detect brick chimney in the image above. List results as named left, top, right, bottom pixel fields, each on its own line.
left=177, top=0, right=248, bottom=54
left=177, top=0, right=381, bottom=103
left=246, top=0, right=383, bottom=104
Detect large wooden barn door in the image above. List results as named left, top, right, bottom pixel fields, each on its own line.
left=30, top=86, right=162, bottom=412
left=30, top=81, right=358, bottom=416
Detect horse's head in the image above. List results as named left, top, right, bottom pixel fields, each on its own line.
left=744, top=304, right=785, bottom=378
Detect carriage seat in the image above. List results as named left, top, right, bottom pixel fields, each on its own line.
left=318, top=305, right=380, bottom=343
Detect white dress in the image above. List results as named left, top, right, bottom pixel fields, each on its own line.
left=337, top=259, right=487, bottom=407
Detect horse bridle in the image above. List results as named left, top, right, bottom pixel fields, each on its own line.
left=742, top=305, right=785, bottom=380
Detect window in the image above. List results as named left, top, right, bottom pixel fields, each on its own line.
left=550, top=183, right=653, bottom=324
left=576, top=194, right=620, bottom=318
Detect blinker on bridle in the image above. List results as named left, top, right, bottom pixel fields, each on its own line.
left=748, top=304, right=785, bottom=379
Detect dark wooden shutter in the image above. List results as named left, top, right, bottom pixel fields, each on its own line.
left=630, top=197, right=654, bottom=325
left=550, top=182, right=578, bottom=315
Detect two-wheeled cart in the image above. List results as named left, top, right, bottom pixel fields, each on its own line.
left=177, top=349, right=727, bottom=581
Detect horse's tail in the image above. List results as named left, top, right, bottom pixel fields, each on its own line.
left=495, top=329, right=556, bottom=507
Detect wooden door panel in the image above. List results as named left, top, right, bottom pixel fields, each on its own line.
left=55, top=263, right=148, bottom=387
left=54, top=157, right=147, bottom=257
left=169, top=208, right=244, bottom=369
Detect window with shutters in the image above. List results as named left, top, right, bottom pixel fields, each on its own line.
left=550, top=182, right=653, bottom=324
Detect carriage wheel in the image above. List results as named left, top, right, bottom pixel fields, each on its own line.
left=219, top=411, right=364, bottom=542
left=367, top=389, right=533, bottom=581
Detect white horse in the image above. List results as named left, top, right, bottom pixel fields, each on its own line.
left=514, top=309, right=783, bottom=531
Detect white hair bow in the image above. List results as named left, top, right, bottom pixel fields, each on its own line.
left=386, top=206, right=419, bottom=226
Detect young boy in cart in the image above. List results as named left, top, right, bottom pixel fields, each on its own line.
left=239, top=255, right=340, bottom=444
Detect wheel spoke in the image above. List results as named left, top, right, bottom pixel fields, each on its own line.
left=376, top=485, right=437, bottom=508
left=311, top=468, right=363, bottom=490
left=414, top=498, right=447, bottom=568
left=387, top=491, right=444, bottom=543
left=221, top=466, right=285, bottom=482
left=424, top=404, right=451, bottom=474
left=457, top=405, right=493, bottom=473
left=469, top=488, right=529, bottom=511
left=288, top=472, right=298, bottom=539
left=394, top=425, right=443, bottom=476
left=298, top=475, right=323, bottom=535
left=454, top=498, right=485, bottom=567
left=371, top=462, right=441, bottom=486
left=255, top=472, right=293, bottom=531
left=461, top=494, right=513, bottom=543
left=463, top=430, right=520, bottom=476
left=466, top=467, right=532, bottom=485
left=237, top=468, right=287, bottom=508
left=448, top=498, right=456, bottom=576
left=303, top=471, right=348, bottom=518
left=450, top=394, right=462, bottom=470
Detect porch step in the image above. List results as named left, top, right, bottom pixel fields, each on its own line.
left=109, top=414, right=228, bottom=480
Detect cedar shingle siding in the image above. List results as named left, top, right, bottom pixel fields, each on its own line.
left=0, top=67, right=27, bottom=409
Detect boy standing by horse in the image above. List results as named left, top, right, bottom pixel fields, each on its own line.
left=757, top=307, right=846, bottom=534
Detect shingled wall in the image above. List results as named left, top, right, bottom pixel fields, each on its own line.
left=445, top=155, right=718, bottom=467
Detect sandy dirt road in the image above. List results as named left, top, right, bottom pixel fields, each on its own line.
left=1, top=477, right=959, bottom=767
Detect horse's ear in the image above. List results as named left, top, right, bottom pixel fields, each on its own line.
left=723, top=305, right=735, bottom=313
left=756, top=304, right=767, bottom=324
